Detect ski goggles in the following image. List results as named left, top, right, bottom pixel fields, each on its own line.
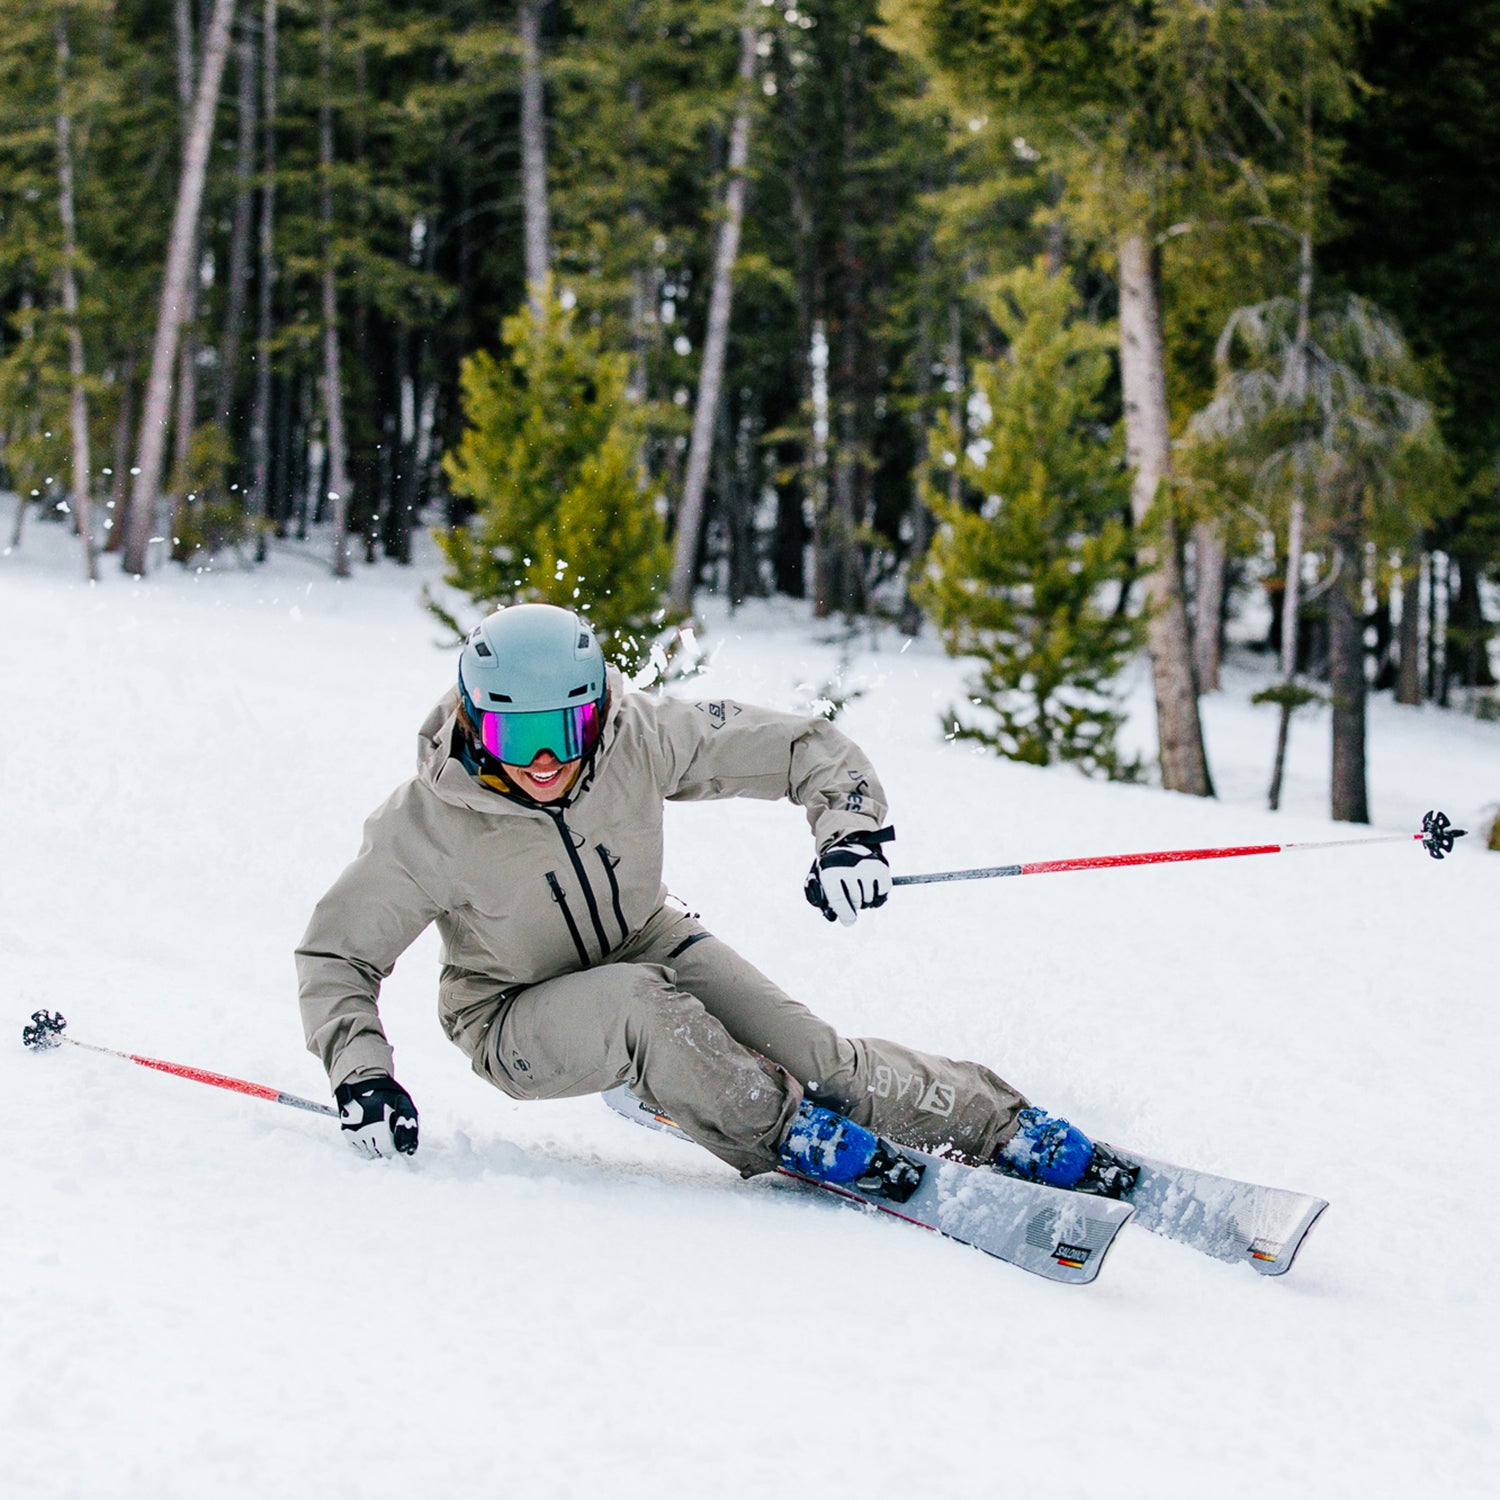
left=473, top=697, right=605, bottom=767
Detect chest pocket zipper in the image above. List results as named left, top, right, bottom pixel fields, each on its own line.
left=595, top=845, right=630, bottom=945
left=545, top=871, right=590, bottom=968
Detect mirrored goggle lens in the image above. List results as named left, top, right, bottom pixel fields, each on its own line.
left=478, top=700, right=602, bottom=766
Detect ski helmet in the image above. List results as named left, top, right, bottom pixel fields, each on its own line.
left=457, top=604, right=607, bottom=769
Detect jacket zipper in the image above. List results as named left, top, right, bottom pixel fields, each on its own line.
left=595, top=844, right=630, bottom=945
left=547, top=810, right=613, bottom=959
left=545, top=871, right=590, bottom=968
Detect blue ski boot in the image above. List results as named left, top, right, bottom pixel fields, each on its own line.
left=995, top=1107, right=1139, bottom=1200
left=779, top=1102, right=924, bottom=1203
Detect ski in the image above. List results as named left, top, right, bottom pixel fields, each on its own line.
left=1111, top=1150, right=1328, bottom=1276
left=602, top=1086, right=1133, bottom=1285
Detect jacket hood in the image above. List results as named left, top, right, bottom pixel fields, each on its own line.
left=415, top=666, right=627, bottom=814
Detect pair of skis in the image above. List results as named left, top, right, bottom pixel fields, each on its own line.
left=23, top=1011, right=1325, bottom=1285
left=602, top=1087, right=1327, bottom=1285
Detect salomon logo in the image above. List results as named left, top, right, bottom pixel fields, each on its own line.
left=872, top=1067, right=957, bottom=1117
left=697, top=701, right=742, bottom=730
left=1053, top=1242, right=1092, bottom=1268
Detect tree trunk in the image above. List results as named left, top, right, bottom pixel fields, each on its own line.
left=170, top=0, right=202, bottom=511
left=900, top=255, right=936, bottom=636
left=1328, top=511, right=1370, bottom=823
left=518, top=0, right=550, bottom=311
left=1117, top=232, right=1213, bottom=795
left=55, top=15, right=96, bottom=582
left=669, top=16, right=756, bottom=613
left=246, top=0, right=277, bottom=561
left=217, top=17, right=258, bottom=428
left=1265, top=498, right=1307, bottom=812
left=945, top=299, right=963, bottom=509
left=1282, top=499, right=1306, bottom=679
left=1449, top=554, right=1496, bottom=688
left=1192, top=520, right=1225, bottom=691
left=1395, top=542, right=1422, bottom=705
left=104, top=357, right=136, bottom=552
left=809, top=319, right=834, bottom=615
left=122, top=0, right=237, bottom=576
left=319, top=0, right=350, bottom=577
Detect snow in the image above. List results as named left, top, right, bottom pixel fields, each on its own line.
left=3, top=516, right=1497, bottom=1499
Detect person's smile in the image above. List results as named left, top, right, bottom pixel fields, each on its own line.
left=503, top=749, right=579, bottom=802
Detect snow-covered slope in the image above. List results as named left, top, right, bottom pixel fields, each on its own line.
left=3, top=522, right=1496, bottom=1499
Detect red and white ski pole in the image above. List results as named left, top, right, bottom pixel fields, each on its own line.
left=892, top=809, right=1466, bottom=887
left=20, top=1010, right=337, bottom=1117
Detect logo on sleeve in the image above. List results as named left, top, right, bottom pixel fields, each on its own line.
left=696, top=701, right=742, bottom=730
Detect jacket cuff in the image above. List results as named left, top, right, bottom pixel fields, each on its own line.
left=816, top=819, right=895, bottom=854
left=329, top=1033, right=396, bottom=1091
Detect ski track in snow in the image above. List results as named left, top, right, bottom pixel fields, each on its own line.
left=3, top=522, right=1496, bottom=1499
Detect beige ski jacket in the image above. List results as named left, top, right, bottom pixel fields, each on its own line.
left=296, top=672, right=891, bottom=1088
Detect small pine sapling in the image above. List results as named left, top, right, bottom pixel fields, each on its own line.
left=439, top=289, right=671, bottom=666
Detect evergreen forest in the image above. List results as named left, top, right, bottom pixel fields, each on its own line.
left=3, top=0, right=1498, bottom=826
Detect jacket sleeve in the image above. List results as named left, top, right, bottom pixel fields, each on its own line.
left=295, top=792, right=444, bottom=1090
left=646, top=694, right=891, bottom=850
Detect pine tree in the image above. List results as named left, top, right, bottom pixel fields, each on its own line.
left=922, top=262, right=1140, bottom=778
left=439, top=289, right=670, bottom=659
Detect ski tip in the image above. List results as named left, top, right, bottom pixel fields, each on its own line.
left=1246, top=1199, right=1329, bottom=1276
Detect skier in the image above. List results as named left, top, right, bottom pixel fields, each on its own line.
left=297, top=603, right=1137, bottom=1202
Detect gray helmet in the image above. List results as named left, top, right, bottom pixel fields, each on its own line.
left=457, top=605, right=607, bottom=768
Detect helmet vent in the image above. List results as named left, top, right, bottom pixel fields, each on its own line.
left=487, top=692, right=513, bottom=704
left=475, top=642, right=493, bottom=658
left=567, top=684, right=591, bottom=698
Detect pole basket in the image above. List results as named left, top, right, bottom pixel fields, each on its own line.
left=23, top=1010, right=67, bottom=1050
left=1421, top=810, right=1465, bottom=859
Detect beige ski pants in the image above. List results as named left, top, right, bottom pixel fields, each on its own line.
left=473, top=905, right=1027, bottom=1176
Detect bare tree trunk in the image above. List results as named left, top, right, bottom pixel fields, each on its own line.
left=104, top=356, right=135, bottom=552
left=55, top=15, right=96, bottom=582
left=171, top=0, right=202, bottom=504
left=246, top=0, right=277, bottom=561
left=1266, top=498, right=1305, bottom=812
left=1117, top=232, right=1213, bottom=795
left=1282, top=500, right=1306, bottom=680
left=217, top=16, right=258, bottom=427
left=1268, top=213, right=1317, bottom=809
left=518, top=0, right=550, bottom=312
left=319, top=0, right=350, bottom=577
left=1192, top=520, right=1225, bottom=691
left=670, top=17, right=757, bottom=613
left=1328, top=509, right=1370, bottom=823
left=122, top=0, right=236, bottom=576
left=1395, top=540, right=1422, bottom=705
left=899, top=252, right=936, bottom=636
left=945, top=299, right=964, bottom=509
left=809, top=318, right=833, bottom=615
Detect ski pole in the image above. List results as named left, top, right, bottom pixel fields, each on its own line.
left=892, top=809, right=1466, bottom=887
left=20, top=1010, right=337, bottom=1117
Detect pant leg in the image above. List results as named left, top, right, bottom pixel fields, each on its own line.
left=633, top=909, right=1029, bottom=1164
left=476, top=959, right=800, bottom=1176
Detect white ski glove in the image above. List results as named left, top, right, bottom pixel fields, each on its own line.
left=334, top=1074, right=419, bottom=1158
left=805, top=826, right=895, bottom=926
